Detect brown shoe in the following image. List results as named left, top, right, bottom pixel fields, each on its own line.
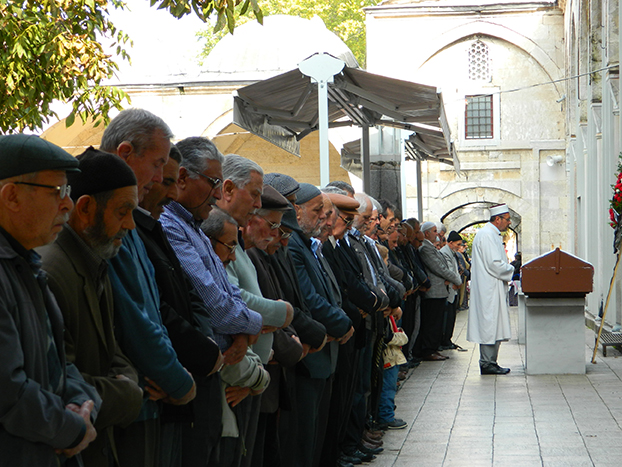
left=364, top=429, right=383, bottom=440
left=362, top=433, right=383, bottom=446
left=422, top=353, right=447, bottom=361
left=361, top=438, right=383, bottom=450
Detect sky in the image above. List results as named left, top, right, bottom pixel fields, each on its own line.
left=104, top=0, right=208, bottom=84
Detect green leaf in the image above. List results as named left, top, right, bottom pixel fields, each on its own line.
left=65, top=112, right=76, bottom=127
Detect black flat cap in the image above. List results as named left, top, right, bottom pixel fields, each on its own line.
left=0, top=134, right=79, bottom=180
left=264, top=173, right=300, bottom=198
left=68, top=147, right=137, bottom=201
left=261, top=184, right=292, bottom=212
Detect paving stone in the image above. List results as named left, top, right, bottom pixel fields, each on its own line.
left=380, top=307, right=622, bottom=466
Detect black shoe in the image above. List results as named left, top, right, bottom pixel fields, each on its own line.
left=345, top=449, right=376, bottom=462
left=339, top=454, right=361, bottom=465
left=370, top=421, right=388, bottom=432
left=452, top=343, right=468, bottom=352
left=385, top=418, right=408, bottom=430
left=336, top=458, right=356, bottom=467
left=359, top=443, right=384, bottom=455
left=480, top=363, right=510, bottom=375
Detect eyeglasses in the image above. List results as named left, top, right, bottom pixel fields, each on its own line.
left=189, top=169, right=222, bottom=190
left=279, top=227, right=292, bottom=239
left=339, top=215, right=354, bottom=227
left=256, top=215, right=281, bottom=231
left=15, top=182, right=71, bottom=199
left=212, top=237, right=238, bottom=253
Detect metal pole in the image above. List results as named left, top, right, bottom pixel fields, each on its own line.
left=416, top=159, right=423, bottom=221
left=317, top=78, right=330, bottom=186
left=362, top=126, right=370, bottom=193
left=299, top=54, right=345, bottom=187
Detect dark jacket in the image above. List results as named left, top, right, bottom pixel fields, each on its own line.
left=0, top=229, right=101, bottom=466
left=134, top=209, right=222, bottom=441
left=246, top=247, right=304, bottom=413
left=269, top=247, right=327, bottom=349
left=288, top=231, right=352, bottom=379
left=39, top=226, right=143, bottom=467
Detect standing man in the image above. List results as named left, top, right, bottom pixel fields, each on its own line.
left=439, top=231, right=467, bottom=352
left=39, top=148, right=144, bottom=467
left=467, top=204, right=515, bottom=375
left=136, top=145, right=223, bottom=467
left=288, top=183, right=353, bottom=467
left=0, top=135, right=100, bottom=466
left=414, top=222, right=461, bottom=362
left=100, top=109, right=197, bottom=466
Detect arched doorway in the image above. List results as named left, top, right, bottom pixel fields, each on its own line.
left=441, top=201, right=521, bottom=261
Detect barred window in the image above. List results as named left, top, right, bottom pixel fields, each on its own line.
left=469, top=40, right=491, bottom=82
left=465, top=95, right=493, bottom=139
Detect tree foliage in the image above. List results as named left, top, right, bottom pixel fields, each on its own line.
left=0, top=0, right=260, bottom=133
left=198, top=0, right=380, bottom=68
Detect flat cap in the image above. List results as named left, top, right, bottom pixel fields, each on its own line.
left=327, top=193, right=359, bottom=217
left=261, top=184, right=291, bottom=212
left=447, top=231, right=463, bottom=242
left=280, top=203, right=300, bottom=231
left=264, top=172, right=300, bottom=198
left=68, top=147, right=137, bottom=201
left=0, top=134, right=79, bottom=180
left=295, top=183, right=322, bottom=205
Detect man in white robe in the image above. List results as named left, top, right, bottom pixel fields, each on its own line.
left=467, top=204, right=515, bottom=375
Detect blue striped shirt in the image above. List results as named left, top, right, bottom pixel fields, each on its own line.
left=160, top=202, right=263, bottom=350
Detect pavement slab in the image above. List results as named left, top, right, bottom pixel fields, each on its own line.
left=370, top=306, right=622, bottom=467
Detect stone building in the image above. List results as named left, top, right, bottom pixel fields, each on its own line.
left=563, top=0, right=621, bottom=327
left=365, top=0, right=567, bottom=262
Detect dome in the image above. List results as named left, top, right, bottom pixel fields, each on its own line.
left=199, top=15, right=359, bottom=81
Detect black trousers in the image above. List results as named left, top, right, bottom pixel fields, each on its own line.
left=441, top=298, right=459, bottom=347
left=413, top=298, right=446, bottom=357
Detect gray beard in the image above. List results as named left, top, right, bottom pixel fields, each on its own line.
left=83, top=210, right=127, bottom=260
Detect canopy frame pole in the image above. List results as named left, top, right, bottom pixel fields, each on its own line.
left=362, top=126, right=371, bottom=193
left=299, top=53, right=345, bottom=186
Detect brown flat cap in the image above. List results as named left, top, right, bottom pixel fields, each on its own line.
left=261, top=184, right=291, bottom=211
left=327, top=193, right=359, bottom=217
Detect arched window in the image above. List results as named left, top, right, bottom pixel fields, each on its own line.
left=468, top=40, right=491, bottom=82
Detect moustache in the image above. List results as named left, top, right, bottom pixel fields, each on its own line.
left=115, top=229, right=129, bottom=240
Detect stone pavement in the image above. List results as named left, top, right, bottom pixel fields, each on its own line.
left=372, top=307, right=622, bottom=467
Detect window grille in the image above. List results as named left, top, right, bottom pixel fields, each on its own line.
left=465, top=95, right=493, bottom=139
left=468, top=40, right=491, bottom=82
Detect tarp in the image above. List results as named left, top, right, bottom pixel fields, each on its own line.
left=233, top=61, right=457, bottom=167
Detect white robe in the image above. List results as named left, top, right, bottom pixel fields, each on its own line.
left=467, top=222, right=515, bottom=344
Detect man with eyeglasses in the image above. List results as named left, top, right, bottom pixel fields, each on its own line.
left=0, top=134, right=101, bottom=466
left=201, top=207, right=271, bottom=467
left=467, top=204, right=515, bottom=375
left=225, top=185, right=302, bottom=467
left=135, top=145, right=224, bottom=466
left=215, top=159, right=296, bottom=467
left=226, top=185, right=295, bottom=364
left=159, top=138, right=266, bottom=467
